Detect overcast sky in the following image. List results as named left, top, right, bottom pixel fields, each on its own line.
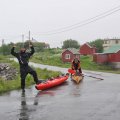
left=0, top=0, right=120, bottom=48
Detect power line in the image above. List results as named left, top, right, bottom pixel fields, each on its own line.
left=38, top=5, right=120, bottom=35
left=1, top=4, right=120, bottom=41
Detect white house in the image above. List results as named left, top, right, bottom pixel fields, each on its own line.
left=103, top=39, right=120, bottom=51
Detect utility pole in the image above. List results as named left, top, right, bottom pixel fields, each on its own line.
left=28, top=30, right=31, bottom=48
left=29, top=30, right=31, bottom=41
left=22, top=34, right=24, bottom=47
left=2, top=39, right=4, bottom=46
left=2, top=39, right=4, bottom=55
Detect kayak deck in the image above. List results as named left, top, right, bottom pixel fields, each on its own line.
left=71, top=74, right=83, bottom=84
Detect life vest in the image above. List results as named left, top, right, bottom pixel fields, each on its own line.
left=72, top=60, right=80, bottom=70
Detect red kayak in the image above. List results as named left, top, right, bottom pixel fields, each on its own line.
left=35, top=74, right=69, bottom=90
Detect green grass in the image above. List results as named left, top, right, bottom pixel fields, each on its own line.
left=0, top=76, right=21, bottom=93
left=31, top=52, right=70, bottom=67
left=31, top=52, right=120, bottom=73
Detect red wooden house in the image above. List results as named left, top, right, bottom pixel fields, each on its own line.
left=80, top=43, right=97, bottom=55
left=61, top=48, right=80, bottom=62
left=93, top=45, right=120, bottom=68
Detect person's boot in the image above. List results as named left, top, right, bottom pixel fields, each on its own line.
left=36, top=80, right=42, bottom=85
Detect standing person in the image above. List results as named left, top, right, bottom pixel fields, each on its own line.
left=71, top=58, right=82, bottom=75
left=11, top=44, right=41, bottom=92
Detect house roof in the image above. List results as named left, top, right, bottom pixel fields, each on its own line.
left=85, top=43, right=92, bottom=48
left=82, top=43, right=96, bottom=49
left=103, top=45, right=120, bottom=54
left=63, top=48, right=80, bottom=54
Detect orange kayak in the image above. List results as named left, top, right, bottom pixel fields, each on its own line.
left=35, top=75, right=69, bottom=90
left=72, top=75, right=83, bottom=84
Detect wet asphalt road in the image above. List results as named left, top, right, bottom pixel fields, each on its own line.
left=1, top=62, right=120, bottom=120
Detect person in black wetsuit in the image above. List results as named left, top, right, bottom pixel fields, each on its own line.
left=11, top=44, right=41, bottom=92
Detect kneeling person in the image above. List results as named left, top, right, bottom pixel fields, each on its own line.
left=71, top=58, right=82, bottom=75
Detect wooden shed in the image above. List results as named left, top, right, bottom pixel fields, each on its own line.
left=61, top=48, right=80, bottom=62
left=93, top=53, right=108, bottom=64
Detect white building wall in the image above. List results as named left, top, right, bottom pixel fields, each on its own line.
left=103, top=39, right=120, bottom=51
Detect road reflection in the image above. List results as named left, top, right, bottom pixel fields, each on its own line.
left=36, top=91, right=55, bottom=97
left=19, top=90, right=55, bottom=120
left=19, top=92, right=29, bottom=120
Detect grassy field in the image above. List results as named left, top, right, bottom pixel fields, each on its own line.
left=0, top=55, right=61, bottom=94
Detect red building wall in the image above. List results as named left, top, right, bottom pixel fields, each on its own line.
left=62, top=50, right=74, bottom=62
left=93, top=54, right=108, bottom=63
left=80, top=44, right=96, bottom=55
left=108, top=51, right=120, bottom=62
left=62, top=50, right=80, bottom=62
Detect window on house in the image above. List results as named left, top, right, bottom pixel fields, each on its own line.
left=65, top=54, right=70, bottom=59
left=76, top=55, right=80, bottom=59
left=116, top=40, right=118, bottom=44
left=104, top=41, right=107, bottom=44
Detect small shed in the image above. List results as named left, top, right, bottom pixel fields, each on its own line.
left=93, top=45, right=120, bottom=68
left=93, top=53, right=108, bottom=64
left=80, top=43, right=97, bottom=55
left=61, top=48, right=80, bottom=62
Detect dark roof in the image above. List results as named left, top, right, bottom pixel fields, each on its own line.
left=103, top=39, right=120, bottom=41
left=103, top=45, right=120, bottom=54
left=63, top=48, right=80, bottom=54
